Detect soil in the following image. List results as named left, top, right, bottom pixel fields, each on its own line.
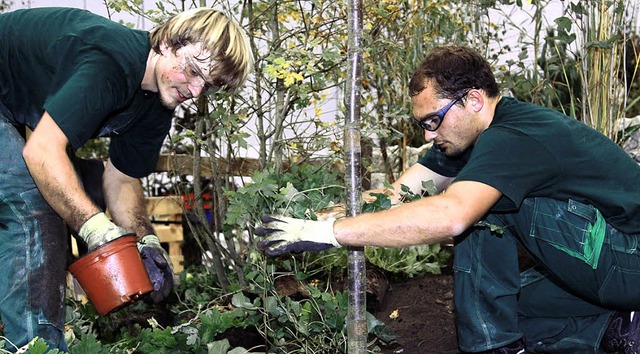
left=271, top=265, right=460, bottom=354
left=372, top=270, right=460, bottom=354
left=370, top=247, right=538, bottom=354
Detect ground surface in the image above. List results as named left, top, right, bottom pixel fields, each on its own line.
left=373, top=270, right=460, bottom=354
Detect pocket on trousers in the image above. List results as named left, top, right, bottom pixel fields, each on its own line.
left=529, top=199, right=606, bottom=269
left=453, top=234, right=473, bottom=273
left=600, top=265, right=640, bottom=308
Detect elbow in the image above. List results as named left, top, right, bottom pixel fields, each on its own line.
left=444, top=216, right=474, bottom=238
left=22, top=140, right=40, bottom=167
left=445, top=221, right=466, bottom=238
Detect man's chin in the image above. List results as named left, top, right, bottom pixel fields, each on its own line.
left=443, top=147, right=464, bottom=158
left=159, top=95, right=180, bottom=110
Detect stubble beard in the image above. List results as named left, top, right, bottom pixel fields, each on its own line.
left=158, top=88, right=179, bottom=110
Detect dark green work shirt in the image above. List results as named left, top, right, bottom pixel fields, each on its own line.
left=0, top=7, right=173, bottom=178
left=419, top=96, right=640, bottom=234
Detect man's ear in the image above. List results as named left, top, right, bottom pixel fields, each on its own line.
left=467, top=89, right=484, bottom=113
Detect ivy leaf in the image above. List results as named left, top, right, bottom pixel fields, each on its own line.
left=207, top=339, right=231, bottom=354
left=362, top=192, right=391, bottom=212
left=231, top=292, right=254, bottom=309
left=421, top=180, right=437, bottom=196
left=474, top=220, right=506, bottom=234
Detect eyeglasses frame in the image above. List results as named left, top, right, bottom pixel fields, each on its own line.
left=414, top=90, right=471, bottom=132
left=181, top=49, right=220, bottom=93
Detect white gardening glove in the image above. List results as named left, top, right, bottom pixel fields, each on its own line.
left=78, top=212, right=132, bottom=251
left=255, top=215, right=341, bottom=256
left=137, top=235, right=174, bottom=303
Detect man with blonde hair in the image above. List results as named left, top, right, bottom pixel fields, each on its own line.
left=0, top=6, right=252, bottom=351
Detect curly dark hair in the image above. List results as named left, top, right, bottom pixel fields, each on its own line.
left=409, top=46, right=500, bottom=99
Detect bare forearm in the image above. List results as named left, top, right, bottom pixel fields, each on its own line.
left=103, top=160, right=154, bottom=237
left=23, top=147, right=99, bottom=231
left=22, top=112, right=104, bottom=230
left=333, top=195, right=464, bottom=248
left=334, top=180, right=504, bottom=248
left=26, top=163, right=99, bottom=230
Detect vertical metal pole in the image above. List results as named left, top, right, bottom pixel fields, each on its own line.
left=344, top=0, right=366, bottom=352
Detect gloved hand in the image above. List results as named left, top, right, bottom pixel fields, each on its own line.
left=255, top=215, right=341, bottom=256
left=137, top=235, right=174, bottom=303
left=78, top=212, right=132, bottom=251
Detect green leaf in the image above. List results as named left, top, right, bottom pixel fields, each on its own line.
left=26, top=338, right=56, bottom=354
left=207, top=339, right=231, bottom=354
left=69, top=333, right=107, bottom=354
left=231, top=292, right=254, bottom=309
left=367, top=312, right=399, bottom=345
left=264, top=296, right=281, bottom=316
left=421, top=180, right=437, bottom=196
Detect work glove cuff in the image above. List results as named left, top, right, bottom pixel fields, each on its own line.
left=78, top=212, right=131, bottom=251
left=319, top=219, right=340, bottom=247
left=137, top=234, right=163, bottom=252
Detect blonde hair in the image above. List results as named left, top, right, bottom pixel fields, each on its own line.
left=149, top=8, right=253, bottom=92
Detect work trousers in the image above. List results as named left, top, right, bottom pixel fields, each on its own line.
left=455, top=197, right=640, bottom=353
left=0, top=110, right=69, bottom=352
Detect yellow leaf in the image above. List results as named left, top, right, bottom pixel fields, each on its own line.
left=284, top=75, right=295, bottom=87
left=389, top=309, right=399, bottom=320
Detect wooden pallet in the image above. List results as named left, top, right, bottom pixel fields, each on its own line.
left=146, top=196, right=185, bottom=273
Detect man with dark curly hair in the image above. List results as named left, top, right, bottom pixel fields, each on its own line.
left=257, top=45, right=640, bottom=354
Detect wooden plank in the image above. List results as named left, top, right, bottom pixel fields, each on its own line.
left=155, top=224, right=184, bottom=243
left=155, top=154, right=261, bottom=177
left=146, top=196, right=183, bottom=215
left=155, top=154, right=341, bottom=178
left=169, top=255, right=184, bottom=273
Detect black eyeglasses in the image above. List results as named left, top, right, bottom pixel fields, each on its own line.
left=414, top=90, right=470, bottom=131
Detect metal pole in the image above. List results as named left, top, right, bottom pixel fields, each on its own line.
left=344, top=0, right=366, bottom=352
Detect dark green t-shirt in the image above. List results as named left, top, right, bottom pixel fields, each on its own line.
left=419, top=96, right=640, bottom=234
left=0, top=7, right=173, bottom=178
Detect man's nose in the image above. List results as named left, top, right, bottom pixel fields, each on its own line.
left=188, top=84, right=205, bottom=98
left=423, top=130, right=438, bottom=141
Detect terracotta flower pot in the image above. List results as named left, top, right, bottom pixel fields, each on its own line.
left=69, top=235, right=153, bottom=315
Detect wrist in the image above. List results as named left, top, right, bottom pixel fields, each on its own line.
left=78, top=212, right=112, bottom=240
left=137, top=234, right=161, bottom=251
left=78, top=212, right=129, bottom=250
left=322, top=219, right=341, bottom=247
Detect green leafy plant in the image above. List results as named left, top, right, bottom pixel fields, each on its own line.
left=225, top=163, right=345, bottom=231
left=244, top=260, right=395, bottom=353
left=68, top=333, right=109, bottom=354
left=366, top=244, right=450, bottom=279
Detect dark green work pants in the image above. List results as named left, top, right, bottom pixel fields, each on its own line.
left=454, top=197, right=640, bottom=353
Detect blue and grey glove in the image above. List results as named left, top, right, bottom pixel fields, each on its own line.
left=255, top=215, right=341, bottom=256
left=137, top=235, right=174, bottom=303
left=78, top=212, right=132, bottom=251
